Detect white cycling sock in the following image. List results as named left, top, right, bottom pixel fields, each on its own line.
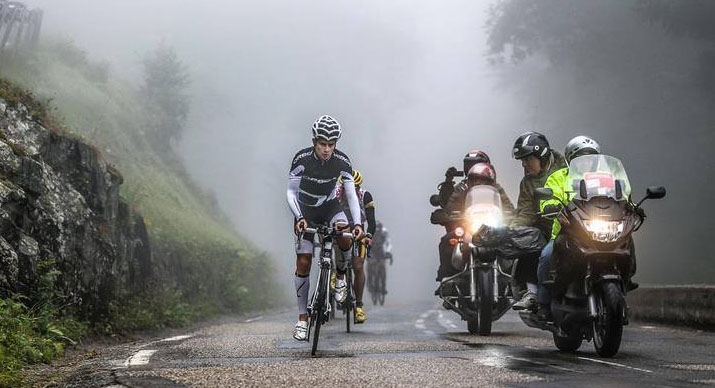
left=295, top=274, right=310, bottom=315
left=527, top=282, right=538, bottom=294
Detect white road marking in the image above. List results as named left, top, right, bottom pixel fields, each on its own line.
left=420, top=312, right=430, bottom=319
left=245, top=315, right=264, bottom=323
left=125, top=349, right=157, bottom=367
left=507, top=356, right=582, bottom=373
left=437, top=311, right=458, bottom=330
left=577, top=356, right=653, bottom=373
left=640, top=325, right=657, bottom=329
left=692, top=379, right=715, bottom=385
left=159, top=335, right=193, bottom=342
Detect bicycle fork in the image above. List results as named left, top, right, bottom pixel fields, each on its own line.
left=308, top=237, right=334, bottom=318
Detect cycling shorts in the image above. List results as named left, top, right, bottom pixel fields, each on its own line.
left=294, top=202, right=348, bottom=255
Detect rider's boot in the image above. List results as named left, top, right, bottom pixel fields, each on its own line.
left=355, top=303, right=366, bottom=324
left=334, top=276, right=348, bottom=304
left=512, top=291, right=537, bottom=311
left=536, top=304, right=553, bottom=322
left=293, top=320, right=308, bottom=341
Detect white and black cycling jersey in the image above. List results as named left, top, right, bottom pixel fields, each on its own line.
left=286, top=147, right=362, bottom=225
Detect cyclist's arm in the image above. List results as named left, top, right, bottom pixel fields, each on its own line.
left=363, top=191, right=376, bottom=235
left=342, top=170, right=362, bottom=226
left=286, top=165, right=304, bottom=220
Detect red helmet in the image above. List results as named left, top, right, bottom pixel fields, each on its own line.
left=463, top=150, right=491, bottom=174
left=467, top=162, right=496, bottom=185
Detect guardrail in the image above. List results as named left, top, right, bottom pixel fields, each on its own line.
left=0, top=1, right=42, bottom=55
left=627, top=285, right=715, bottom=329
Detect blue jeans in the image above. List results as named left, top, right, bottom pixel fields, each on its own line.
left=537, top=240, right=554, bottom=305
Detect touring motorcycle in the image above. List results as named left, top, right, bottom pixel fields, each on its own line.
left=430, top=180, right=544, bottom=335
left=521, top=154, right=665, bottom=357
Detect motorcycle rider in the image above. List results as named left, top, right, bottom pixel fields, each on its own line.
left=510, top=131, right=566, bottom=311
left=536, top=136, right=610, bottom=321
left=435, top=150, right=514, bottom=281
left=286, top=115, right=365, bottom=341
left=336, top=169, right=374, bottom=323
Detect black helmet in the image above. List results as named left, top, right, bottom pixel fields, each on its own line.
left=463, top=149, right=491, bottom=175
left=512, top=131, right=550, bottom=160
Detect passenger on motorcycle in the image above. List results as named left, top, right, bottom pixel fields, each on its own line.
left=438, top=160, right=515, bottom=285
left=336, top=169, right=374, bottom=323
left=510, top=131, right=566, bottom=312
left=435, top=151, right=514, bottom=281
left=286, top=115, right=365, bottom=341
left=537, top=135, right=612, bottom=321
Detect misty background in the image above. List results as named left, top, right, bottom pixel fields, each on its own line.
left=23, top=0, right=709, bottom=304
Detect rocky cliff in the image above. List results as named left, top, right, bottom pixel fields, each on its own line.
left=0, top=87, right=151, bottom=321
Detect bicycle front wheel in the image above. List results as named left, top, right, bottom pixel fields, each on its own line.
left=311, top=269, right=330, bottom=356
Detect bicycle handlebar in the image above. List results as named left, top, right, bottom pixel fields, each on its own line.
left=302, top=227, right=354, bottom=239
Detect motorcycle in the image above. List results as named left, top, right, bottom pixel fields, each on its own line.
left=522, top=154, right=665, bottom=357
left=430, top=180, right=544, bottom=335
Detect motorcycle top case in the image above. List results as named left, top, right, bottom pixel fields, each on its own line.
left=476, top=226, right=547, bottom=259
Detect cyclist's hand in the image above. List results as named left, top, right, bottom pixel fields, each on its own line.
left=352, top=224, right=365, bottom=241
left=294, top=218, right=308, bottom=234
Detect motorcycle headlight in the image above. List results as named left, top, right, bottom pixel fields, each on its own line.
left=583, top=220, right=624, bottom=243
left=468, top=212, right=502, bottom=232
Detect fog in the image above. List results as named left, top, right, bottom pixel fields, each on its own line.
left=24, top=0, right=696, bottom=306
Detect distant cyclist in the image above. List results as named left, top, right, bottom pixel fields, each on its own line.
left=367, top=221, right=393, bottom=301
left=337, top=169, right=375, bottom=323
left=286, top=115, right=364, bottom=341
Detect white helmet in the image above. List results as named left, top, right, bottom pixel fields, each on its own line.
left=565, top=135, right=601, bottom=163
left=311, top=115, right=342, bottom=142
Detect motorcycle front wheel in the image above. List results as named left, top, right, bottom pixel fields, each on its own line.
left=477, top=268, right=494, bottom=336
left=592, top=281, right=625, bottom=357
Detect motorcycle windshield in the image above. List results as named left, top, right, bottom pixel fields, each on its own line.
left=464, top=185, right=503, bottom=230
left=568, top=155, right=631, bottom=200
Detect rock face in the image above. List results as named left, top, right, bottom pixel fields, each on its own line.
left=0, top=96, right=151, bottom=321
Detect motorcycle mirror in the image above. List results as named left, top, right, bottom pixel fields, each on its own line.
left=429, top=194, right=441, bottom=207
left=579, top=179, right=588, bottom=199
left=636, top=186, right=666, bottom=207
left=534, top=187, right=554, bottom=200
left=646, top=186, right=666, bottom=200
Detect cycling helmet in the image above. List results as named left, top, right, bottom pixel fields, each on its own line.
left=565, top=135, right=601, bottom=163
left=512, top=131, right=550, bottom=160
left=467, top=162, right=496, bottom=185
left=463, top=150, right=491, bottom=174
left=312, top=115, right=342, bottom=142
left=352, top=169, right=363, bottom=186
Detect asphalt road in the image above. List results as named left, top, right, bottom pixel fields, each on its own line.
left=43, top=299, right=715, bottom=388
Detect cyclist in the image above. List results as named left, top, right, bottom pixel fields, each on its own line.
left=367, top=221, right=393, bottom=301
left=336, top=169, right=375, bottom=323
left=510, top=131, right=566, bottom=311
left=286, top=115, right=364, bottom=341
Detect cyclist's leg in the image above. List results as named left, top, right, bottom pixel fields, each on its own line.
left=352, top=242, right=366, bottom=306
left=295, top=235, right=314, bottom=322
left=331, top=210, right=351, bottom=300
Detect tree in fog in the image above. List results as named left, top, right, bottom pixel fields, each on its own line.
left=141, top=41, right=191, bottom=150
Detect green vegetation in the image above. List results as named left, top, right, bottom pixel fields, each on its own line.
left=0, top=37, right=282, bottom=385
